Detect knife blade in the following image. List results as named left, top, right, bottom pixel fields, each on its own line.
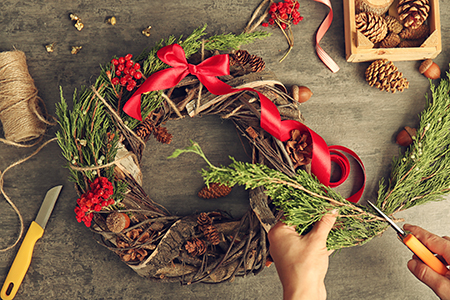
left=1, top=185, right=63, bottom=300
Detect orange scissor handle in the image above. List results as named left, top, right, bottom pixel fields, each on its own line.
left=402, top=233, right=448, bottom=276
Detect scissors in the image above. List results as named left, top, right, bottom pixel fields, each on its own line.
left=367, top=201, right=448, bottom=275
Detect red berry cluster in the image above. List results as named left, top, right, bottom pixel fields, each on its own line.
left=262, top=0, right=303, bottom=29
left=110, top=54, right=143, bottom=92
left=74, top=177, right=115, bottom=227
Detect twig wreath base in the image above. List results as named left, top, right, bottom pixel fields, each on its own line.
left=57, top=26, right=450, bottom=284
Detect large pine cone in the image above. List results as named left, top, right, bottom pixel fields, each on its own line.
left=399, top=23, right=430, bottom=40
left=355, top=12, right=388, bottom=44
left=397, top=0, right=430, bottom=29
left=365, top=59, right=409, bottom=93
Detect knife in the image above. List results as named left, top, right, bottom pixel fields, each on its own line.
left=367, top=201, right=448, bottom=275
left=1, top=185, right=63, bottom=300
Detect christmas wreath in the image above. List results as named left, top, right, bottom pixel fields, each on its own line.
left=56, top=24, right=450, bottom=284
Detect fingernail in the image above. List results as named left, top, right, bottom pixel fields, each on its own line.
left=331, top=209, right=339, bottom=215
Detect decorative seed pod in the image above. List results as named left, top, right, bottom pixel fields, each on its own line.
left=396, top=126, right=417, bottom=146
left=106, top=211, right=131, bottom=233
left=291, top=85, right=313, bottom=103
left=419, top=59, right=441, bottom=79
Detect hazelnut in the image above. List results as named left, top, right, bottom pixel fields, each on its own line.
left=419, top=59, right=441, bottom=79
left=396, top=126, right=417, bottom=147
left=106, top=211, right=130, bottom=233
left=291, top=85, right=313, bottom=103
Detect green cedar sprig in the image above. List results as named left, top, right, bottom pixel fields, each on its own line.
left=376, top=74, right=450, bottom=215
left=169, top=140, right=387, bottom=250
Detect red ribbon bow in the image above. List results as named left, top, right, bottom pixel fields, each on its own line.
left=123, top=44, right=364, bottom=202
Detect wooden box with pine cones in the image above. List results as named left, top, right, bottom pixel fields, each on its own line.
left=343, top=0, right=441, bottom=62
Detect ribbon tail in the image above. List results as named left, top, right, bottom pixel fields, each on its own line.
left=123, top=94, right=144, bottom=121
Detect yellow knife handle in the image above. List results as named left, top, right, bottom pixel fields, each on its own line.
left=1, top=221, right=44, bottom=300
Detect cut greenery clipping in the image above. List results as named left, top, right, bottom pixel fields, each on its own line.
left=170, top=73, right=450, bottom=250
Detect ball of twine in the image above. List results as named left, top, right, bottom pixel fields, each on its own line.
left=0, top=50, right=52, bottom=145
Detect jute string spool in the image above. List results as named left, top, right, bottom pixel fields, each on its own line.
left=0, top=50, right=53, bottom=146
left=0, top=50, right=55, bottom=252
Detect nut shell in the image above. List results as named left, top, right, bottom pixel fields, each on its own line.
left=396, top=126, right=417, bottom=147
left=419, top=59, right=440, bottom=79
left=291, top=85, right=313, bottom=103
left=106, top=212, right=131, bottom=233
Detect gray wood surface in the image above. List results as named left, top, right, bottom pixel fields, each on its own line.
left=1, top=0, right=449, bottom=299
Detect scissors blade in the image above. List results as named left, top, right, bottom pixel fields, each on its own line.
left=367, top=201, right=405, bottom=236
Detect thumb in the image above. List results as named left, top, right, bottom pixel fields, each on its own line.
left=308, top=209, right=338, bottom=240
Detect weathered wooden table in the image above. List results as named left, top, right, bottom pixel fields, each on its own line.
left=1, top=0, right=449, bottom=299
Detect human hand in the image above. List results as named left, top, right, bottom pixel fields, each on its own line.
left=403, top=224, right=450, bottom=300
left=267, top=210, right=338, bottom=300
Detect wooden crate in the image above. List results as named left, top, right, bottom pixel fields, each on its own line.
left=343, top=0, right=441, bottom=62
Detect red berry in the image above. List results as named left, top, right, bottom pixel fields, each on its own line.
left=117, top=64, right=125, bottom=72
left=133, top=63, right=140, bottom=70
left=123, top=67, right=130, bottom=75
left=281, top=23, right=287, bottom=29
left=115, top=70, right=121, bottom=77
left=111, top=77, right=120, bottom=85
left=126, top=85, right=134, bottom=91
left=126, top=60, right=134, bottom=68
left=294, top=2, right=299, bottom=9
left=269, top=18, right=275, bottom=25
left=280, top=13, right=288, bottom=20
left=125, top=54, right=133, bottom=61
left=111, top=58, right=119, bottom=66
left=133, top=72, right=142, bottom=79
left=261, top=22, right=269, bottom=27
left=118, top=57, right=125, bottom=64
left=120, top=77, right=127, bottom=86
left=269, top=3, right=277, bottom=12
left=129, top=68, right=136, bottom=76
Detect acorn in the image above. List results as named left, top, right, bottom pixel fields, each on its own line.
left=419, top=59, right=441, bottom=79
left=106, top=211, right=130, bottom=233
left=291, top=85, right=313, bottom=103
left=396, top=126, right=417, bottom=147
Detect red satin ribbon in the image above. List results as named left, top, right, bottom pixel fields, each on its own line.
left=123, top=44, right=364, bottom=202
left=314, top=0, right=340, bottom=73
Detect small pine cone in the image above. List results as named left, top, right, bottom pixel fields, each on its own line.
left=399, top=23, right=429, bottom=40
left=135, top=118, right=155, bottom=141
left=397, top=0, right=430, bottom=29
left=202, top=225, right=221, bottom=245
left=398, top=39, right=424, bottom=47
left=379, top=33, right=401, bottom=48
left=365, top=59, right=409, bottom=93
left=384, top=16, right=403, bottom=34
left=185, top=238, right=207, bottom=256
left=355, top=12, right=388, bottom=44
left=198, top=182, right=232, bottom=199
left=153, top=126, right=173, bottom=144
left=248, top=55, right=266, bottom=72
left=197, top=212, right=213, bottom=228
left=231, top=50, right=252, bottom=66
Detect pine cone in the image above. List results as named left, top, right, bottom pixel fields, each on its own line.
left=397, top=0, right=430, bottom=29
left=399, top=23, right=429, bottom=40
left=398, top=39, right=424, bottom=47
left=135, top=117, right=155, bottom=141
left=355, top=12, right=388, bottom=44
left=198, top=182, right=232, bottom=199
left=384, top=16, right=403, bottom=34
left=365, top=59, right=409, bottom=93
left=249, top=55, right=265, bottom=72
left=379, top=33, right=401, bottom=48
left=185, top=238, right=207, bottom=256
left=230, top=50, right=265, bottom=73
left=153, top=126, right=173, bottom=144
left=202, top=225, right=221, bottom=245
left=285, top=130, right=312, bottom=169
left=197, top=212, right=213, bottom=228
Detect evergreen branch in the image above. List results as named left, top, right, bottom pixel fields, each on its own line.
left=170, top=141, right=388, bottom=250
left=377, top=74, right=450, bottom=214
